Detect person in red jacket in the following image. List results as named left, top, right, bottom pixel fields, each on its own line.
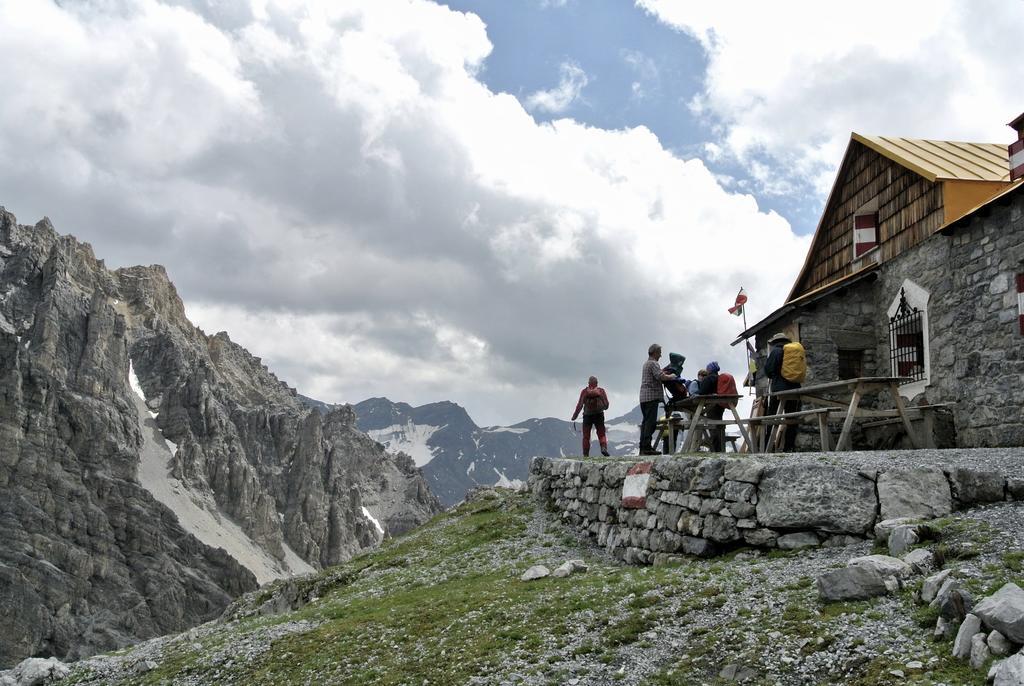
left=697, top=361, right=736, bottom=452
left=571, top=376, right=610, bottom=457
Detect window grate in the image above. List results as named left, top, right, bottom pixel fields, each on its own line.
left=889, top=288, right=925, bottom=384
left=837, top=349, right=864, bottom=380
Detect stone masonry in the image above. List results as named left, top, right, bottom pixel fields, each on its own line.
left=529, top=456, right=1024, bottom=565
left=752, top=190, right=1024, bottom=449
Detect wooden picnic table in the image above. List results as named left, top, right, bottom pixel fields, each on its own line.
left=770, top=376, right=921, bottom=451
left=658, top=394, right=751, bottom=454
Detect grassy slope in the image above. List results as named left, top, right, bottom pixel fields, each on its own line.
left=62, top=491, right=1019, bottom=686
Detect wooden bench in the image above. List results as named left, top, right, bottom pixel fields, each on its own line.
left=862, top=403, right=956, bottom=448
left=747, top=408, right=833, bottom=452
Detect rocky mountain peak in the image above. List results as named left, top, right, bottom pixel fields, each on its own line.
left=0, top=208, right=442, bottom=668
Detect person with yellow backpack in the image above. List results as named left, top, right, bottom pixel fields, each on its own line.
left=763, top=332, right=807, bottom=451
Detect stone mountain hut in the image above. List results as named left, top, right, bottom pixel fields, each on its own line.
left=736, top=114, right=1024, bottom=448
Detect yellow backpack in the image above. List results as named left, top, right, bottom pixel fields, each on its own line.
left=781, top=341, right=807, bottom=383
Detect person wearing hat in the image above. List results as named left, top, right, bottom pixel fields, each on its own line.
left=697, top=361, right=730, bottom=452
left=638, top=343, right=678, bottom=455
left=763, top=332, right=802, bottom=451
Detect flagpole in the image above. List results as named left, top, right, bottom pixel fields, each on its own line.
left=740, top=287, right=753, bottom=396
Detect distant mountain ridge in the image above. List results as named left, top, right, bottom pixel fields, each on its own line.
left=301, top=396, right=641, bottom=506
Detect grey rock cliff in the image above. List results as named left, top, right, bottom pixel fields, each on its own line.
left=0, top=208, right=441, bottom=667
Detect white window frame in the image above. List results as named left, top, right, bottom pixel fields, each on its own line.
left=886, top=279, right=930, bottom=399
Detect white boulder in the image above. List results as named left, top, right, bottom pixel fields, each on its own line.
left=969, top=632, right=990, bottom=670
left=990, top=653, right=1024, bottom=686
left=952, top=614, right=981, bottom=659
left=848, top=554, right=913, bottom=580
left=552, top=559, right=587, bottom=578
left=521, top=565, right=550, bottom=581
left=0, top=658, right=70, bottom=686
left=921, top=569, right=951, bottom=603
left=988, top=630, right=1013, bottom=657
left=974, top=583, right=1024, bottom=644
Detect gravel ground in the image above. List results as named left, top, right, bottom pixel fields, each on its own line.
left=67, top=620, right=319, bottom=686
left=483, top=498, right=1024, bottom=686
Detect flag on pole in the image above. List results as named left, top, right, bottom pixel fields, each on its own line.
left=728, top=288, right=747, bottom=316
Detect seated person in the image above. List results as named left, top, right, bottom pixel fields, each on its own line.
left=698, top=362, right=727, bottom=452
left=661, top=352, right=688, bottom=404
left=687, top=369, right=707, bottom=396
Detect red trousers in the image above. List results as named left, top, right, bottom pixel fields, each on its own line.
left=582, top=413, right=607, bottom=456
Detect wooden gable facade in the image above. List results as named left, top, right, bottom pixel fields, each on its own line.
left=790, top=141, right=941, bottom=298
left=788, top=135, right=1011, bottom=301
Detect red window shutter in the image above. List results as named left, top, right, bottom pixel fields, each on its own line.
left=1010, top=139, right=1024, bottom=182
left=895, top=333, right=919, bottom=348
left=854, top=213, right=878, bottom=257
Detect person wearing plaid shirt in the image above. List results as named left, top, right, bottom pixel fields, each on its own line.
left=638, top=343, right=677, bottom=455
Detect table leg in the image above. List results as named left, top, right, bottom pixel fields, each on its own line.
left=729, top=405, right=752, bottom=454
left=889, top=384, right=922, bottom=449
left=817, top=412, right=831, bottom=451
left=922, top=409, right=937, bottom=449
left=836, top=389, right=862, bottom=451
left=684, top=400, right=705, bottom=452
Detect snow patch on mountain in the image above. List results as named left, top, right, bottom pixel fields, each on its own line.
left=128, top=364, right=314, bottom=584
left=361, top=506, right=385, bottom=538
left=493, top=468, right=525, bottom=490
left=482, top=426, right=529, bottom=434
left=128, top=361, right=158, bottom=419
left=366, top=421, right=442, bottom=467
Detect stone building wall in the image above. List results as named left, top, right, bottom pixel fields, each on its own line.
left=530, top=456, right=1023, bottom=565
left=754, top=191, right=1024, bottom=448
left=935, top=196, right=1024, bottom=446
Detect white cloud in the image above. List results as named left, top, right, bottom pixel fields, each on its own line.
left=0, top=0, right=806, bottom=425
left=638, top=0, right=1024, bottom=194
left=524, top=61, right=589, bottom=114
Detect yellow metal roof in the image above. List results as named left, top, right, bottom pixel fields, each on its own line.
left=852, top=133, right=1010, bottom=183
left=939, top=178, right=1024, bottom=232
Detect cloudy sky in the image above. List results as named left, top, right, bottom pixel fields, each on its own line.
left=1, top=0, right=1021, bottom=425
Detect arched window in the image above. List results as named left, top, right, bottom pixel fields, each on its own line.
left=887, top=280, right=930, bottom=397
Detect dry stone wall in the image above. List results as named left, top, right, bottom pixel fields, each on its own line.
left=529, top=456, right=1024, bottom=565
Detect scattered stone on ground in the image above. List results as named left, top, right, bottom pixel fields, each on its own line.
left=888, top=524, right=920, bottom=556
left=988, top=630, right=1013, bottom=657
left=973, top=583, right=1024, bottom=644
left=921, top=569, right=952, bottom=603
left=551, top=560, right=587, bottom=578
left=0, top=658, right=70, bottom=686
left=816, top=565, right=888, bottom=601
left=952, top=614, right=981, bottom=658
left=520, top=565, right=551, bottom=581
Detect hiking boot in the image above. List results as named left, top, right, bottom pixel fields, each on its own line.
left=639, top=447, right=660, bottom=456
left=601, top=448, right=610, bottom=457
